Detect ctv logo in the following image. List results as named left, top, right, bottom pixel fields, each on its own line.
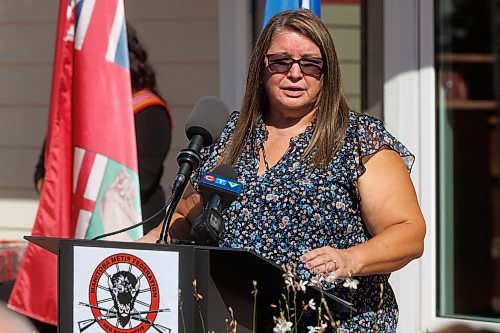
left=203, top=174, right=216, bottom=182
left=201, top=172, right=242, bottom=194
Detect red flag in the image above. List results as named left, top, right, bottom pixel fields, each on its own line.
left=8, top=0, right=142, bottom=325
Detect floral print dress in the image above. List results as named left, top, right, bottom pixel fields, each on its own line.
left=191, top=110, right=414, bottom=332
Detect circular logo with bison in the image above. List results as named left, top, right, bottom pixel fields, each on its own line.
left=78, top=253, right=170, bottom=332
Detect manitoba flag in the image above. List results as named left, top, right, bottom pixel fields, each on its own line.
left=8, top=0, right=142, bottom=325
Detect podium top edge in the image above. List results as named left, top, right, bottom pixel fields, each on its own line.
left=24, top=236, right=60, bottom=254
left=23, top=236, right=356, bottom=312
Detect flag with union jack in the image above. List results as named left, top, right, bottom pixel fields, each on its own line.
left=8, top=0, right=141, bottom=324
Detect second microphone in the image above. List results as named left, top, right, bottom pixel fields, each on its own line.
left=191, top=164, right=242, bottom=246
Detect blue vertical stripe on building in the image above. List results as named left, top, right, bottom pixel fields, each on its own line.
left=262, top=0, right=321, bottom=27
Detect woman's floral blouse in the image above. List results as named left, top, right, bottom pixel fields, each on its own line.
left=191, top=110, right=414, bottom=332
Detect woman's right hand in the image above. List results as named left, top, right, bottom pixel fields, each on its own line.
left=138, top=183, right=204, bottom=243
left=137, top=232, right=160, bottom=243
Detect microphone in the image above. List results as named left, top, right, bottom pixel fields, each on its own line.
left=191, top=164, right=242, bottom=246
left=157, top=96, right=230, bottom=244
left=172, top=96, right=230, bottom=194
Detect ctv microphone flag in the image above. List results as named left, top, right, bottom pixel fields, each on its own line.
left=8, top=0, right=141, bottom=325
left=200, top=171, right=243, bottom=195
left=263, top=0, right=321, bottom=27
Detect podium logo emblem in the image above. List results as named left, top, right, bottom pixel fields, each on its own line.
left=78, top=253, right=171, bottom=332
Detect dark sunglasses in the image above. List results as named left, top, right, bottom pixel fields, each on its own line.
left=265, top=53, right=324, bottom=76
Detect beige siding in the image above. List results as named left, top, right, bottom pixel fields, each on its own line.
left=0, top=0, right=219, bottom=239
left=323, top=3, right=361, bottom=111
left=0, top=1, right=57, bottom=239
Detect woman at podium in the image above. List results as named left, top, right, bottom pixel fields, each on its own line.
left=142, top=9, right=426, bottom=332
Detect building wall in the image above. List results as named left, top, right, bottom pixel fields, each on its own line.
left=323, top=2, right=361, bottom=112
left=0, top=1, right=56, bottom=240
left=0, top=0, right=220, bottom=240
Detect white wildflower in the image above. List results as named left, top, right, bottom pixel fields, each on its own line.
left=284, top=276, right=294, bottom=290
left=343, top=278, right=359, bottom=290
left=273, top=317, right=293, bottom=333
left=307, top=298, right=316, bottom=310
left=309, top=275, right=325, bottom=287
left=307, top=322, right=327, bottom=332
left=297, top=280, right=307, bottom=292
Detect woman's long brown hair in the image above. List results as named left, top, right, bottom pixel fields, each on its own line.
left=220, top=9, right=349, bottom=169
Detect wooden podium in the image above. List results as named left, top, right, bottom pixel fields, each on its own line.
left=27, top=236, right=355, bottom=333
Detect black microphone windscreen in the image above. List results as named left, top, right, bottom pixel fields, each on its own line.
left=212, top=164, right=237, bottom=181
left=185, top=96, right=230, bottom=146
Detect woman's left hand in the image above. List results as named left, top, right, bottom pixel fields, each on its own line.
left=300, top=246, right=356, bottom=282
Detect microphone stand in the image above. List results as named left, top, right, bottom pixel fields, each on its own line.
left=157, top=136, right=203, bottom=244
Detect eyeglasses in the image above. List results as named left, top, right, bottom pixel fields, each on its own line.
left=265, top=54, right=324, bottom=76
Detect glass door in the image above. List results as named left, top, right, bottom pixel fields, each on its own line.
left=436, top=0, right=500, bottom=322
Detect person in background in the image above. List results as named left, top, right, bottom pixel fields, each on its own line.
left=141, top=9, right=425, bottom=332
left=34, top=22, right=172, bottom=235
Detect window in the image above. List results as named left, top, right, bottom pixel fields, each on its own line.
left=436, top=0, right=500, bottom=322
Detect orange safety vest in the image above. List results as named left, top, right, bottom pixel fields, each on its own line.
left=132, top=88, right=172, bottom=128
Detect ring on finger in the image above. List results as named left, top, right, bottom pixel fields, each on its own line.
left=326, top=259, right=337, bottom=271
